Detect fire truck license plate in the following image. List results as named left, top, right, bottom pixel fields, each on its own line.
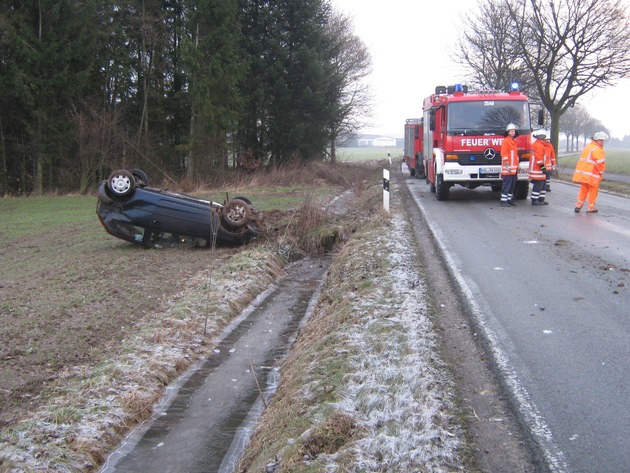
left=480, top=167, right=499, bottom=174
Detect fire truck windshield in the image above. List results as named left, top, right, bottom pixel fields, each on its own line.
left=447, top=100, right=530, bottom=135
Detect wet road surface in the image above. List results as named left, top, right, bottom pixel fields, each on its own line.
left=406, top=175, right=630, bottom=472
left=100, top=256, right=331, bottom=473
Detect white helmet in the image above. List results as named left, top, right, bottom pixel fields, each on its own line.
left=593, top=131, right=609, bottom=141
left=533, top=129, right=546, bottom=139
left=506, top=123, right=517, bottom=132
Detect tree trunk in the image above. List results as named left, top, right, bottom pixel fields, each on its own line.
left=186, top=22, right=200, bottom=181
left=329, top=136, right=337, bottom=163
left=550, top=111, right=561, bottom=159
left=0, top=118, right=7, bottom=196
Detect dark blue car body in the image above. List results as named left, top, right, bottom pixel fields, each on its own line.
left=96, top=170, right=258, bottom=248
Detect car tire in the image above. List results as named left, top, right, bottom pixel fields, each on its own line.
left=130, top=168, right=149, bottom=187
left=107, top=170, right=136, bottom=197
left=232, top=195, right=253, bottom=205
left=222, top=199, right=252, bottom=228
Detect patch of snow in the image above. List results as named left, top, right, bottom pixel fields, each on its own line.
left=321, top=213, right=463, bottom=470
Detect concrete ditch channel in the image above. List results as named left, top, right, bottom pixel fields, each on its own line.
left=100, top=256, right=331, bottom=473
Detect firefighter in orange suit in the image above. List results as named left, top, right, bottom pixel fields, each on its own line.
left=529, top=130, right=548, bottom=205
left=500, top=123, right=520, bottom=207
left=573, top=131, right=608, bottom=213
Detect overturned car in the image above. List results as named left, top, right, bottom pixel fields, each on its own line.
left=96, top=169, right=259, bottom=248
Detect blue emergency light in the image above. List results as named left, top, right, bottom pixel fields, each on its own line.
left=510, top=82, right=520, bottom=92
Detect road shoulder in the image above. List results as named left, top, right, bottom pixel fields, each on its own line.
left=399, top=169, right=541, bottom=472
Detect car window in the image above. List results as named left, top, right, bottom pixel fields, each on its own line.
left=112, top=222, right=146, bottom=243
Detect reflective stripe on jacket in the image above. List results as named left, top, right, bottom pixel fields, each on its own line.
left=501, top=136, right=519, bottom=176
left=529, top=139, right=547, bottom=181
left=572, top=141, right=606, bottom=186
left=545, top=142, right=556, bottom=167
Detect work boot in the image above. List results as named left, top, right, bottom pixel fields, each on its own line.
left=539, top=199, right=549, bottom=205
left=574, top=207, right=581, bottom=213
left=531, top=200, right=540, bottom=206
left=500, top=202, right=511, bottom=207
left=508, top=201, right=516, bottom=206
left=586, top=208, right=598, bottom=213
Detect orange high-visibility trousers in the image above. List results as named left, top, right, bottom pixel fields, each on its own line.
left=576, top=183, right=599, bottom=210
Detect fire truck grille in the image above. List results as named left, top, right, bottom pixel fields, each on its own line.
left=457, top=153, right=498, bottom=166
left=457, top=153, right=528, bottom=165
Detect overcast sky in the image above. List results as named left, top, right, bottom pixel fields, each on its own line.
left=330, top=0, right=630, bottom=139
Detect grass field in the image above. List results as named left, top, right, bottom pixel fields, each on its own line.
left=0, top=162, right=383, bottom=472
left=554, top=148, right=630, bottom=196
left=556, top=148, right=630, bottom=175
left=335, top=146, right=399, bottom=162
left=339, top=146, right=629, bottom=172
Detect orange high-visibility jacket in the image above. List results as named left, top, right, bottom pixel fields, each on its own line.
left=501, top=135, right=519, bottom=176
left=545, top=141, right=556, bottom=168
left=572, top=141, right=606, bottom=186
left=529, top=139, right=547, bottom=181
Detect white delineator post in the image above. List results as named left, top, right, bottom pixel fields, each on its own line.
left=383, top=168, right=390, bottom=212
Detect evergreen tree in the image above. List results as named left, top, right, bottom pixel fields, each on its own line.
left=238, top=0, right=336, bottom=165
left=184, top=0, right=244, bottom=178
left=1, top=0, right=101, bottom=194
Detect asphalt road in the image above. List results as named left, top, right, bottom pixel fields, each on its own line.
left=405, top=173, right=630, bottom=473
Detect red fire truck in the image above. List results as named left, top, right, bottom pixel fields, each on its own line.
left=403, top=118, right=425, bottom=179
left=422, top=84, right=532, bottom=200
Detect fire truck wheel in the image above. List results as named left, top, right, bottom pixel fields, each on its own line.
left=435, top=174, right=449, bottom=201
left=415, top=163, right=425, bottom=179
left=514, top=181, right=529, bottom=200
left=415, top=154, right=426, bottom=179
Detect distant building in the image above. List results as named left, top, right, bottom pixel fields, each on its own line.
left=357, top=135, right=397, bottom=147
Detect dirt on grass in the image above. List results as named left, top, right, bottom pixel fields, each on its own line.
left=0, top=162, right=380, bottom=471
left=0, top=228, right=237, bottom=427
left=0, top=160, right=539, bottom=472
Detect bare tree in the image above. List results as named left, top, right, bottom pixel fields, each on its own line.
left=508, top=0, right=630, bottom=151
left=456, top=0, right=630, bottom=153
left=560, top=104, right=591, bottom=152
left=324, top=12, right=372, bottom=163
left=454, top=0, right=536, bottom=97
left=582, top=118, right=608, bottom=147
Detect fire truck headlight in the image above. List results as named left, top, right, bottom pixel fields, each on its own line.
left=445, top=154, right=459, bottom=161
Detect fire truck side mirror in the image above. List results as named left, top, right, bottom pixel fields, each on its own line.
left=537, top=109, right=544, bottom=126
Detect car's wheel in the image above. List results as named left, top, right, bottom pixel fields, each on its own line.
left=130, top=168, right=149, bottom=187
left=222, top=199, right=252, bottom=228
left=107, top=170, right=136, bottom=197
left=232, top=195, right=253, bottom=205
